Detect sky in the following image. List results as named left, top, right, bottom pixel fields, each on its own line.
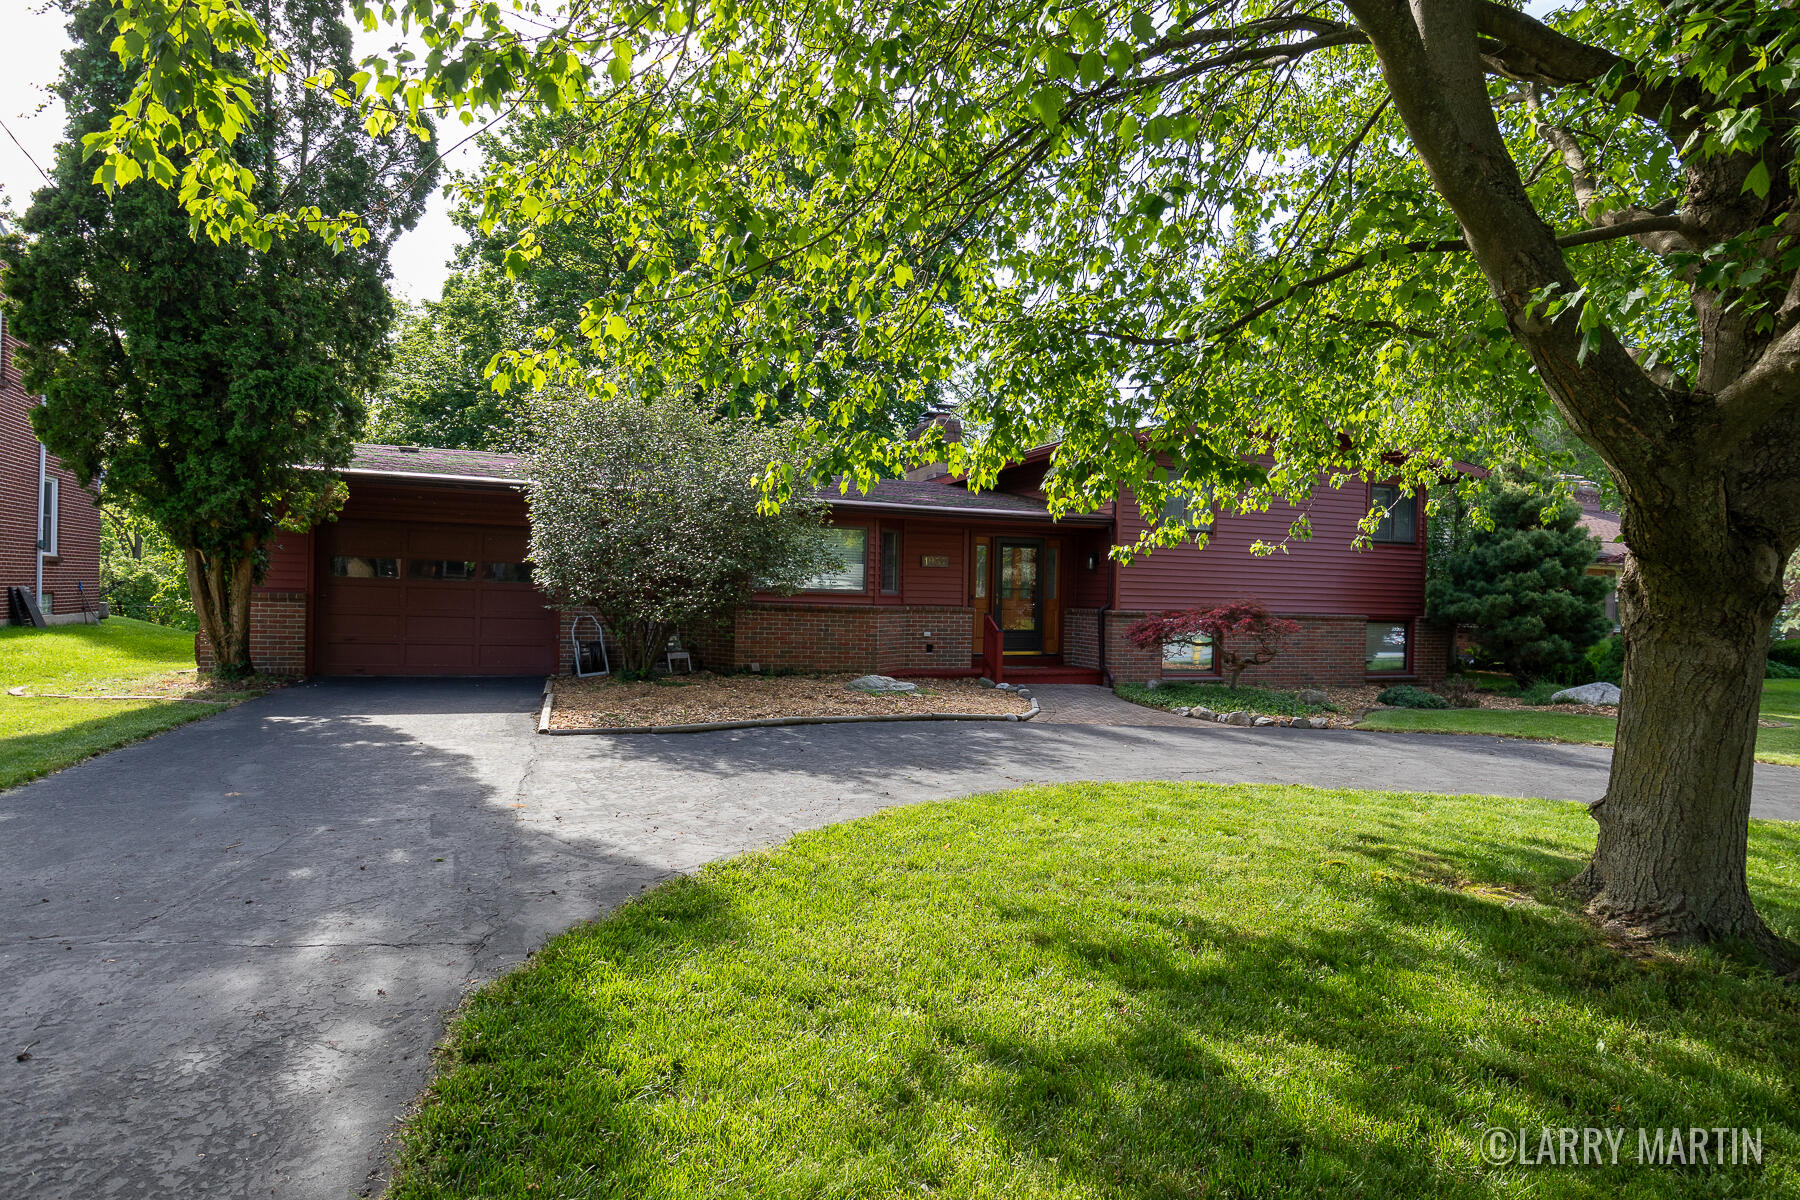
left=0, top=1, right=469, bottom=301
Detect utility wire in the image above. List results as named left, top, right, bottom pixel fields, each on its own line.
left=0, top=113, right=51, bottom=183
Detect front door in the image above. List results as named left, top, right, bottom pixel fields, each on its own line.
left=996, top=539, right=1044, bottom=652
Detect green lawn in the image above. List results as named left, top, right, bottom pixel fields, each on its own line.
left=1359, top=680, right=1800, bottom=768
left=391, top=782, right=1800, bottom=1199
left=0, top=617, right=229, bottom=789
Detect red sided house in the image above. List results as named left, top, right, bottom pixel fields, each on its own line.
left=1, top=313, right=101, bottom=626
left=202, top=438, right=1449, bottom=688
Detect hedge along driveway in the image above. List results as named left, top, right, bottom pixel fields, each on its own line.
left=1359, top=679, right=1800, bottom=768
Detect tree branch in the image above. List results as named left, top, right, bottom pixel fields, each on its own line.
left=1711, top=320, right=1800, bottom=449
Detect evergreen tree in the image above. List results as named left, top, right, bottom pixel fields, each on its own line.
left=0, top=0, right=434, bottom=676
left=1428, top=468, right=1614, bottom=686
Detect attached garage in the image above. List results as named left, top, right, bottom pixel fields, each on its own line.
left=317, top=517, right=556, bottom=676
left=195, top=446, right=564, bottom=678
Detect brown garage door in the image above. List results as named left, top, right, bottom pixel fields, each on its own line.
left=318, top=519, right=557, bottom=675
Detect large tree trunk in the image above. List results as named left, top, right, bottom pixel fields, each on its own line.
left=186, top=548, right=258, bottom=680
left=1571, top=536, right=1792, bottom=962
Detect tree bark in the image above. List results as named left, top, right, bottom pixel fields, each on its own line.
left=187, top=548, right=258, bottom=679
left=1571, top=523, right=1793, bottom=962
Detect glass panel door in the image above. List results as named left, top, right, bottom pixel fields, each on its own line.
left=997, top=540, right=1043, bottom=652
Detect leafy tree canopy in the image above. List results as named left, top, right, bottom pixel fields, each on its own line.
left=372, top=110, right=942, bottom=451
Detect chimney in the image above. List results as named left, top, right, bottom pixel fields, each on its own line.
left=904, top=410, right=962, bottom=481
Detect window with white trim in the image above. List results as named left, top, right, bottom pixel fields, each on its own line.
left=803, top=527, right=869, bottom=592
left=40, top=478, right=59, bottom=557
left=1370, top=484, right=1417, bottom=544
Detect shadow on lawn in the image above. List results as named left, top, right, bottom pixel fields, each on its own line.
left=0, top=699, right=224, bottom=788
left=395, top=785, right=1800, bottom=1199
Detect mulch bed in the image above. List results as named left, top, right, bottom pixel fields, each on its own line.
left=549, top=673, right=1032, bottom=730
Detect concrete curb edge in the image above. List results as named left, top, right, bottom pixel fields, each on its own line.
left=538, top=684, right=1040, bottom=735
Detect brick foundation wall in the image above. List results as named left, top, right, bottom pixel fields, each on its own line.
left=1064, top=608, right=1100, bottom=670
left=195, top=592, right=307, bottom=675
left=1110, top=611, right=1452, bottom=689
left=730, top=604, right=877, bottom=672
left=555, top=603, right=975, bottom=676
left=1101, top=611, right=1165, bottom=684
left=873, top=607, right=972, bottom=674
left=556, top=606, right=736, bottom=675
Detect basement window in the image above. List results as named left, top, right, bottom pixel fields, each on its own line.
left=1366, top=622, right=1410, bottom=674
left=1162, top=635, right=1217, bottom=674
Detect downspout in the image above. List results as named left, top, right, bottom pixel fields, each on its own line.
left=36, top=442, right=47, bottom=607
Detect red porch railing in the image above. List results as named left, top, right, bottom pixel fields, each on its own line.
left=982, top=614, right=1004, bottom=685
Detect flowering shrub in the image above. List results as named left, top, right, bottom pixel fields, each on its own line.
left=1126, top=601, right=1300, bottom=688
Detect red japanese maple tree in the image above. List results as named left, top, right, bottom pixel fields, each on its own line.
left=1127, top=601, right=1301, bottom=689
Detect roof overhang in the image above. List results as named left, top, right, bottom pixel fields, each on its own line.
left=825, top=496, right=1112, bottom=524
left=339, top=467, right=528, bottom=487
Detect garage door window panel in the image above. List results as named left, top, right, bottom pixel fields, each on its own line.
left=330, top=556, right=399, bottom=578
left=408, top=559, right=478, bottom=581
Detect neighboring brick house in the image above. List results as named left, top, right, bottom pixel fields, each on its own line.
left=202, top=435, right=1451, bottom=687
left=0, top=311, right=101, bottom=625
left=1574, top=482, right=1626, bottom=629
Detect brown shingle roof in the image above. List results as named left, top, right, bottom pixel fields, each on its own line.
left=1576, top=490, right=1627, bottom=563
left=347, top=444, right=525, bottom=482
left=343, top=445, right=1109, bottom=522
left=817, top=477, right=1111, bottom=523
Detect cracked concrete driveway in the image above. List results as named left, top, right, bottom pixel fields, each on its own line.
left=5, top=677, right=1799, bottom=1198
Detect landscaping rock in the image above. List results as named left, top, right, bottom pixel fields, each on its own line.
left=1303, top=716, right=1331, bottom=729
left=1222, top=710, right=1253, bottom=726
left=1145, top=679, right=1161, bottom=690
left=1188, top=706, right=1215, bottom=720
left=1550, top=681, right=1621, bottom=705
left=1015, top=688, right=1032, bottom=699
left=844, top=675, right=919, bottom=694
left=1297, top=688, right=1329, bottom=706
left=1170, top=706, right=1190, bottom=717
left=977, top=677, right=997, bottom=688
left=1253, top=715, right=1278, bottom=726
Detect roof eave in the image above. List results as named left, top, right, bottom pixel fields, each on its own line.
left=340, top=467, right=529, bottom=487
left=825, top=496, right=1111, bottom=524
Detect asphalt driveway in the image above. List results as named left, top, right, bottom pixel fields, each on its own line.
left=5, top=678, right=1799, bottom=1197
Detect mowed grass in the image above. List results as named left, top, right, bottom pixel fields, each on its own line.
left=0, top=617, right=222, bottom=789
left=1359, top=680, right=1800, bottom=767
left=391, top=782, right=1800, bottom=1200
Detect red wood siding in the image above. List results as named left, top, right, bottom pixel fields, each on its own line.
left=259, top=530, right=312, bottom=592
left=1, top=316, right=102, bottom=619
left=1114, top=478, right=1426, bottom=617
left=899, top=521, right=965, bottom=606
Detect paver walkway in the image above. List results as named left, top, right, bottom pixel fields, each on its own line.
left=6, top=678, right=1799, bottom=1198
left=1032, top=683, right=1204, bottom=724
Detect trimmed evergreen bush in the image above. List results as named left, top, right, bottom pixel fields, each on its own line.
left=1377, top=685, right=1450, bottom=709
left=1426, top=466, right=1614, bottom=686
